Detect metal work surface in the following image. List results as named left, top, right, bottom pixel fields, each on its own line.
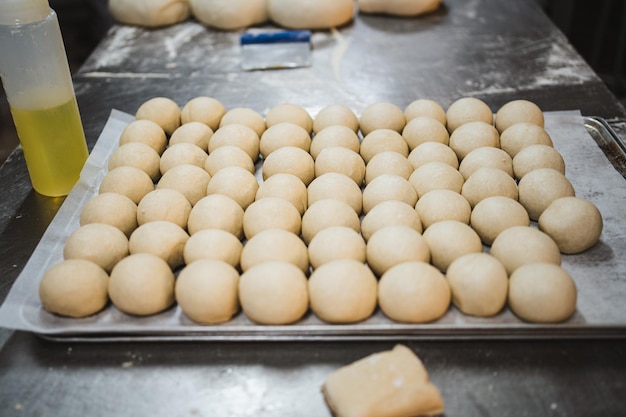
left=1, top=0, right=626, bottom=415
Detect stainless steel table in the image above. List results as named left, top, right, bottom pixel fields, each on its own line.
left=1, top=0, right=626, bottom=415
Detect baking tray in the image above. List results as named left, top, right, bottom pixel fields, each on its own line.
left=1, top=109, right=625, bottom=342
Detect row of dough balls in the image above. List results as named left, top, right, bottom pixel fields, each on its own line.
left=109, top=0, right=441, bottom=31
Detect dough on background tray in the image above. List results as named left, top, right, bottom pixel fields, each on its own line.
left=189, top=0, right=267, bottom=30
left=358, top=0, right=442, bottom=17
left=267, top=0, right=355, bottom=30
left=109, top=0, right=190, bottom=28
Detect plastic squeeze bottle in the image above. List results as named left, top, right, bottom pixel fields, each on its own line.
left=0, top=0, right=88, bottom=197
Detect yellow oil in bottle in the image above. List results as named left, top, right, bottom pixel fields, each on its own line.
left=10, top=97, right=88, bottom=197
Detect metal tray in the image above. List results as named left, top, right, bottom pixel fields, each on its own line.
left=1, top=110, right=625, bottom=342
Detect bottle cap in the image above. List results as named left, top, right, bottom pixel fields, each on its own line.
left=0, top=0, right=50, bottom=25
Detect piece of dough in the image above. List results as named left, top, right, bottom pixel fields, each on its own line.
left=108, top=253, right=175, bottom=316
left=169, top=121, right=213, bottom=152
left=128, top=220, right=189, bottom=269
left=64, top=223, right=129, bottom=273
left=499, top=122, right=553, bottom=158
left=301, top=199, right=360, bottom=244
left=267, top=0, right=354, bottom=30
left=360, top=200, right=422, bottom=242
left=408, top=161, right=465, bottom=198
left=517, top=168, right=575, bottom=220
left=358, top=0, right=442, bottom=16
left=365, top=150, right=413, bottom=185
left=408, top=141, right=459, bottom=170
left=259, top=122, right=311, bottom=158
left=160, top=142, right=208, bottom=175
left=512, top=144, right=565, bottom=180
left=119, top=119, right=167, bottom=155
left=204, top=145, right=255, bottom=176
left=187, top=194, right=245, bottom=238
left=422, top=220, right=482, bottom=272
left=137, top=188, right=191, bottom=229
left=308, top=260, right=377, bottom=323
left=265, top=103, right=313, bottom=133
left=175, top=259, right=240, bottom=324
left=446, top=253, right=508, bottom=317
left=315, top=147, right=366, bottom=186
left=206, top=166, right=259, bottom=210
left=359, top=102, right=406, bottom=136
left=490, top=226, right=561, bottom=275
left=378, top=262, right=451, bottom=323
left=108, top=142, right=161, bottom=182
left=240, top=228, right=309, bottom=273
left=461, top=167, right=518, bottom=208
left=538, top=196, right=603, bottom=254
left=307, top=172, right=362, bottom=214
left=238, top=261, right=309, bottom=325
left=445, top=97, right=493, bottom=133
left=255, top=173, right=308, bottom=216
left=415, top=189, right=471, bottom=229
left=219, top=107, right=266, bottom=137
left=157, top=163, right=210, bottom=206
left=508, top=263, right=577, bottom=323
left=448, top=121, right=500, bottom=160
left=310, top=125, right=361, bottom=160
left=366, top=226, right=430, bottom=276
left=402, top=116, right=450, bottom=150
left=190, top=0, right=268, bottom=30
left=360, top=129, right=409, bottom=164
left=109, top=0, right=190, bottom=27
left=308, top=226, right=366, bottom=268
left=262, top=146, right=315, bottom=185
left=458, top=146, right=513, bottom=180
left=243, top=197, right=302, bottom=240
left=313, top=104, right=359, bottom=133
left=80, top=192, right=138, bottom=237
left=470, top=196, right=530, bottom=245
left=99, top=166, right=155, bottom=204
left=362, top=174, right=418, bottom=213
left=135, top=97, right=181, bottom=135
left=495, top=99, right=544, bottom=134
left=181, top=96, right=226, bottom=131
left=39, top=259, right=109, bottom=318
left=404, top=99, right=446, bottom=125
left=183, top=228, right=243, bottom=267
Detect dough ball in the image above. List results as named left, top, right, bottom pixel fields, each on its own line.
left=219, top=107, right=266, bottom=137
left=181, top=96, right=226, bottom=131
left=358, top=0, right=442, bottom=16
left=80, top=192, right=138, bottom=237
left=262, top=146, right=315, bottom=185
left=206, top=166, right=259, bottom=210
left=422, top=220, right=482, bottom=272
left=187, top=194, right=244, bottom=238
left=408, top=161, right=465, bottom=198
left=378, top=261, right=451, bottom=323
left=255, top=173, right=308, bottom=216
left=64, top=223, right=129, bottom=273
left=362, top=174, right=418, bottom=214
left=360, top=200, right=422, bottom=242
left=204, top=145, right=255, bottom=176
left=508, top=263, right=577, bottom=323
left=517, top=168, right=575, bottom=220
left=265, top=103, right=313, bottom=133
left=308, top=260, right=377, bottom=323
left=446, top=253, right=508, bottom=317
left=458, top=146, right=513, bottom=180
left=470, top=196, right=530, bottom=245
left=538, top=196, right=603, bottom=254
left=308, top=226, right=366, bottom=269
left=183, top=228, right=243, bottom=267
left=129, top=220, right=189, bottom=269
left=415, top=189, right=472, bottom=229
left=500, top=122, right=553, bottom=158
left=108, top=253, right=175, bottom=316
left=490, top=226, right=561, bottom=275
left=495, top=99, right=544, bottom=134
left=445, top=97, right=493, bottom=133
left=137, top=188, right=191, bottom=229
left=315, top=147, right=366, bottom=186
left=313, top=104, right=359, bottom=133
left=302, top=199, right=360, bottom=244
left=461, top=167, right=518, bottom=208
left=240, top=228, right=308, bottom=273
left=402, top=116, right=450, bottom=150
left=238, top=261, right=308, bottom=325
left=39, top=259, right=109, bottom=318
left=512, top=144, right=565, bottom=180
left=119, top=119, right=167, bottom=155
left=243, top=197, right=302, bottom=240
left=359, top=102, right=406, bottom=136
left=108, top=142, right=161, bottom=181
left=208, top=124, right=260, bottom=161
left=160, top=142, right=208, bottom=175
left=367, top=226, right=430, bottom=276
left=310, top=125, right=360, bottom=160
left=157, top=163, right=210, bottom=206
left=169, top=121, right=213, bottom=152
left=267, top=0, right=354, bottom=30
left=135, top=97, right=181, bottom=135
left=448, top=121, right=500, bottom=160
left=190, top=0, right=267, bottom=30
left=408, top=141, right=459, bottom=170
left=404, top=98, right=447, bottom=125
left=259, top=122, right=311, bottom=158
left=365, top=151, right=413, bottom=185
left=175, top=260, right=240, bottom=324
left=108, top=0, right=190, bottom=27
left=307, top=172, right=362, bottom=214
left=360, top=129, right=409, bottom=164
left=99, top=166, right=154, bottom=204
